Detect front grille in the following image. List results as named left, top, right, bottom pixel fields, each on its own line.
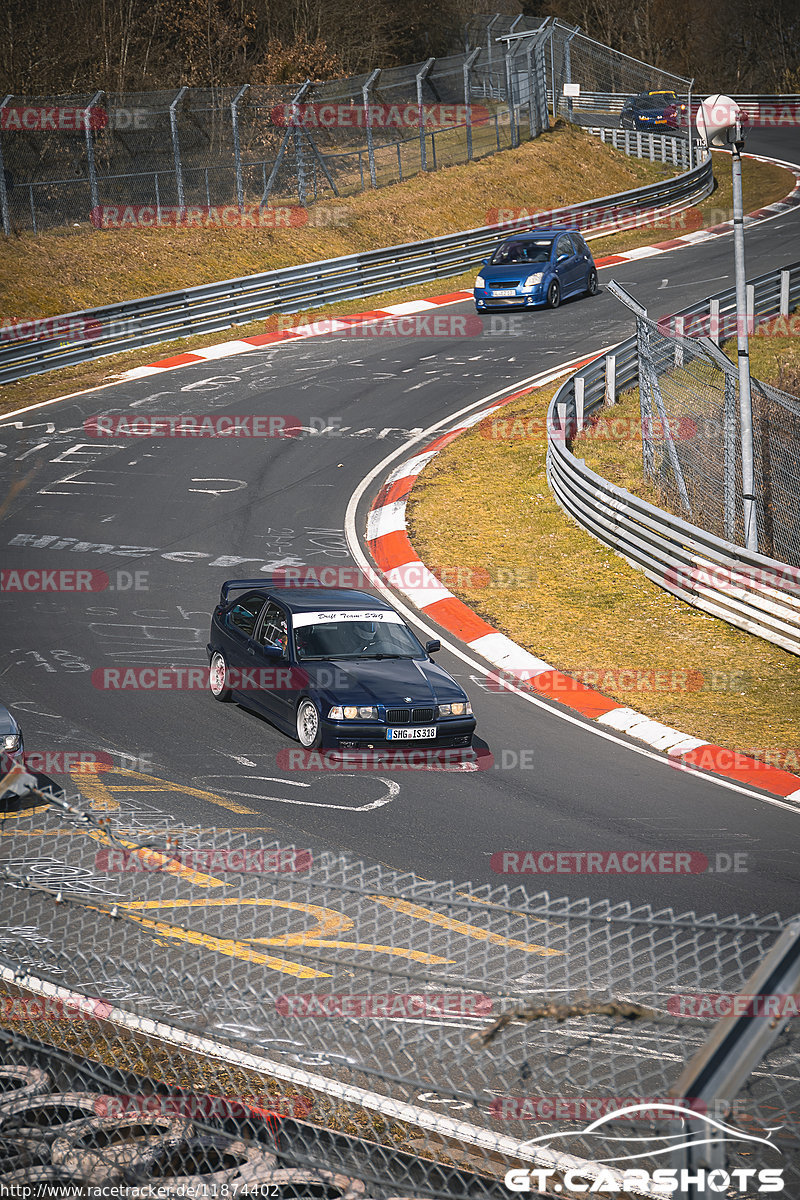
left=483, top=297, right=523, bottom=306
left=385, top=707, right=436, bottom=725
left=489, top=280, right=522, bottom=288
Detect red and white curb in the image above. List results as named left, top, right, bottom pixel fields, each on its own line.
left=364, top=377, right=800, bottom=807
left=113, top=151, right=800, bottom=382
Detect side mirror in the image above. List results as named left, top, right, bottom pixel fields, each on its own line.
left=425, top=639, right=441, bottom=655
left=261, top=642, right=287, bottom=659
left=558, top=253, right=569, bottom=262
left=482, top=258, right=489, bottom=265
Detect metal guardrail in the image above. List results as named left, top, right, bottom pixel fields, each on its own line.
left=0, top=144, right=712, bottom=386
left=546, top=262, right=800, bottom=655
left=569, top=92, right=800, bottom=117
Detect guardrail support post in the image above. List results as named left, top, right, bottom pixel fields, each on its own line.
left=0, top=95, right=12, bottom=236
left=231, top=85, right=249, bottom=212
left=463, top=48, right=481, bottom=160
left=416, top=59, right=435, bottom=171
left=170, top=87, right=188, bottom=210
left=604, top=354, right=616, bottom=405
left=574, top=375, right=585, bottom=431
left=674, top=316, right=684, bottom=366
left=84, top=91, right=103, bottom=219
left=363, top=69, right=381, bottom=188
left=709, top=297, right=720, bottom=343
left=779, top=268, right=790, bottom=317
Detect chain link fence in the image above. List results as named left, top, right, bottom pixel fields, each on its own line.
left=635, top=311, right=800, bottom=566
left=0, top=768, right=796, bottom=1196
left=0, top=16, right=695, bottom=237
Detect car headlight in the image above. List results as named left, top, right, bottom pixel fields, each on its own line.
left=329, top=706, right=378, bottom=720
left=438, top=701, right=472, bottom=717
left=2, top=733, right=21, bottom=752
left=475, top=275, right=485, bottom=289
left=523, top=272, right=544, bottom=287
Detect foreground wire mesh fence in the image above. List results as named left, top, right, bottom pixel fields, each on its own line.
left=635, top=311, right=800, bottom=567
left=0, top=771, right=796, bottom=1197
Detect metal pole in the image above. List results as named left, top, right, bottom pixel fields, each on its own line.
left=0, top=95, right=12, bottom=236
left=549, top=28, right=556, bottom=118
left=170, top=87, right=188, bottom=210
left=486, top=15, right=499, bottom=85
left=731, top=142, right=758, bottom=551
left=503, top=42, right=518, bottom=148
left=463, top=48, right=481, bottom=160
left=564, top=31, right=576, bottom=122
left=231, top=84, right=249, bottom=213
left=723, top=370, right=737, bottom=542
left=362, top=69, right=381, bottom=188
left=687, top=78, right=694, bottom=170
left=84, top=90, right=104, bottom=220
left=416, top=59, right=435, bottom=171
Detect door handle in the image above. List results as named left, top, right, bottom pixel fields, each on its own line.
left=247, top=645, right=256, bottom=655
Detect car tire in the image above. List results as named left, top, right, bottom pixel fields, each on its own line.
left=585, top=269, right=598, bottom=296
left=209, top=652, right=232, bottom=702
left=546, top=280, right=560, bottom=309
left=296, top=698, right=322, bottom=749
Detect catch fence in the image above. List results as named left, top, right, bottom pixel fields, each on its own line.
left=0, top=17, right=694, bottom=236
left=0, top=768, right=796, bottom=1196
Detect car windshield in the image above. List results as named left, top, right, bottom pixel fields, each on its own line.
left=489, top=239, right=553, bottom=266
left=639, top=96, right=669, bottom=109
left=293, top=614, right=425, bottom=660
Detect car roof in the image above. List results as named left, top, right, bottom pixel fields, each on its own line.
left=500, top=228, right=572, bottom=241
left=248, top=585, right=395, bottom=616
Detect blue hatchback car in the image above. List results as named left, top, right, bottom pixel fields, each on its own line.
left=473, top=228, right=598, bottom=312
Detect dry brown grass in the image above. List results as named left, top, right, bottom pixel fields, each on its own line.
left=407, top=381, right=800, bottom=770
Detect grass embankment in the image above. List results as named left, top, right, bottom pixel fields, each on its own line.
left=0, top=125, right=792, bottom=417
left=407, top=372, right=800, bottom=770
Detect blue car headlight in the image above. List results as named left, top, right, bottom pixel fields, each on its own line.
left=438, top=701, right=472, bottom=716
left=329, top=705, right=378, bottom=720
left=474, top=275, right=485, bottom=289
left=523, top=272, right=544, bottom=288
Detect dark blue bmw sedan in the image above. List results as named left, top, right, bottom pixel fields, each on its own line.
left=207, top=581, right=476, bottom=750
left=473, top=227, right=598, bottom=312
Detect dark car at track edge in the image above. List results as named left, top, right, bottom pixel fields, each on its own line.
left=207, top=580, right=476, bottom=750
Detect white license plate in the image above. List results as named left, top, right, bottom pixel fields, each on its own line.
left=490, top=289, right=517, bottom=297
left=387, top=726, right=437, bottom=740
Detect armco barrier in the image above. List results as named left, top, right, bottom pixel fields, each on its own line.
left=0, top=143, right=711, bottom=385
left=546, top=261, right=800, bottom=655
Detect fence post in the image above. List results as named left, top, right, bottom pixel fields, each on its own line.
left=503, top=41, right=518, bottom=148
left=604, top=354, right=616, bottom=406
left=463, top=48, right=481, bottom=160
left=416, top=58, right=435, bottom=171
left=779, top=268, right=790, bottom=317
left=231, top=84, right=249, bottom=213
left=723, top=370, right=737, bottom=543
left=84, top=91, right=104, bottom=220
left=170, top=87, right=188, bottom=210
left=0, top=95, right=12, bottom=236
left=363, top=70, right=381, bottom=187
left=687, top=79, right=694, bottom=170
left=564, top=29, right=576, bottom=122
left=485, top=13, right=499, bottom=83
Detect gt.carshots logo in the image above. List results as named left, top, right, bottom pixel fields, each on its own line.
left=503, top=1103, right=784, bottom=1193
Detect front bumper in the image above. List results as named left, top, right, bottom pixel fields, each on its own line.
left=474, top=286, right=545, bottom=310
left=320, top=716, right=476, bottom=750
